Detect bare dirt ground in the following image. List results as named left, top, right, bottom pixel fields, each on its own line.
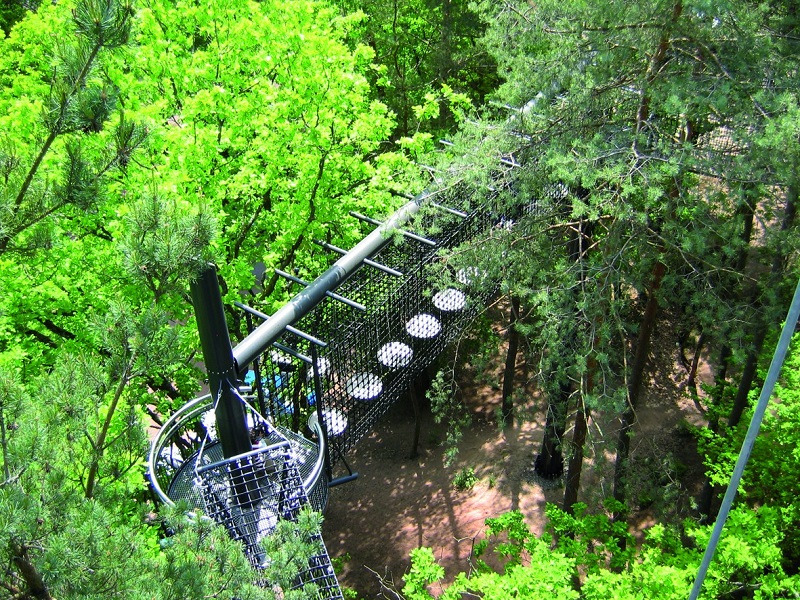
left=322, top=319, right=711, bottom=599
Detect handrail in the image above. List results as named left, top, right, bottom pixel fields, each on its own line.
left=232, top=195, right=426, bottom=372
left=146, top=394, right=327, bottom=506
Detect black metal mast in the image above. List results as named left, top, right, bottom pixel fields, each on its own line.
left=191, top=265, right=252, bottom=459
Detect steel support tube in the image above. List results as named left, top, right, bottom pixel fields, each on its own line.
left=232, top=196, right=425, bottom=371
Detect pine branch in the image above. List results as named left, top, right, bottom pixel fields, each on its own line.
left=13, top=41, right=103, bottom=213
left=5, top=0, right=134, bottom=253
left=9, top=541, right=53, bottom=600
left=0, top=401, right=9, bottom=483
left=0, top=576, right=22, bottom=597
left=85, top=351, right=135, bottom=499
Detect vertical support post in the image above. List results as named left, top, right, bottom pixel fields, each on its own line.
left=243, top=311, right=268, bottom=417
left=310, top=342, right=332, bottom=481
left=191, top=265, right=252, bottom=459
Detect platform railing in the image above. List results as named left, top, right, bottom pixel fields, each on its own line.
left=147, top=393, right=329, bottom=512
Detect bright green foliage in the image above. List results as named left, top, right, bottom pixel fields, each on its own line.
left=452, top=466, right=478, bottom=490
left=0, top=0, right=137, bottom=256
left=331, top=0, right=499, bottom=138
left=0, top=0, right=155, bottom=378
left=698, top=332, right=800, bottom=572
left=546, top=500, right=635, bottom=574
left=0, top=0, right=33, bottom=36
left=0, top=0, right=411, bottom=596
left=473, top=510, right=537, bottom=569
left=402, top=547, right=446, bottom=599
left=403, top=505, right=798, bottom=599
left=403, top=512, right=577, bottom=599
left=3, top=0, right=798, bottom=596
left=685, top=506, right=789, bottom=599
left=0, top=0, right=413, bottom=365
left=120, top=0, right=415, bottom=313
left=401, top=510, right=578, bottom=599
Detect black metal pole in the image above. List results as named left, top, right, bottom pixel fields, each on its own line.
left=309, top=342, right=332, bottom=481
left=191, top=265, right=252, bottom=459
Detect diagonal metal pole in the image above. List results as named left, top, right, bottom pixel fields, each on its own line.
left=232, top=197, right=424, bottom=371
left=688, top=277, right=800, bottom=600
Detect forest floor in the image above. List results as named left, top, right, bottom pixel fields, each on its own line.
left=322, top=314, right=712, bottom=598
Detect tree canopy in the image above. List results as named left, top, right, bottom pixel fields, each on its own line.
left=0, top=0, right=417, bottom=595
left=406, top=0, right=799, bottom=596
left=1, top=0, right=799, bottom=597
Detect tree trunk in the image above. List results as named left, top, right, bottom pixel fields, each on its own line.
left=613, top=0, right=684, bottom=508
left=562, top=216, right=595, bottom=509
left=501, top=296, right=521, bottom=425
left=680, top=331, right=707, bottom=405
left=563, top=399, right=589, bottom=513
left=436, top=0, right=454, bottom=130
left=727, top=182, right=797, bottom=428
left=613, top=260, right=666, bottom=505
left=535, top=212, right=593, bottom=482
left=409, top=371, right=434, bottom=459
left=85, top=357, right=133, bottom=499
left=409, top=388, right=421, bottom=459
left=11, top=542, right=54, bottom=600
left=700, top=183, right=796, bottom=520
left=712, top=189, right=756, bottom=399
left=535, top=378, right=570, bottom=479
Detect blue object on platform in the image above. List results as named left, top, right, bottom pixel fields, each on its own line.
left=243, top=370, right=295, bottom=414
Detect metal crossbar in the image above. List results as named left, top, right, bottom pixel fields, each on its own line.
left=238, top=184, right=509, bottom=468
left=149, top=177, right=530, bottom=597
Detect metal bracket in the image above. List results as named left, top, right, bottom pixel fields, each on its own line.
left=349, top=211, right=437, bottom=247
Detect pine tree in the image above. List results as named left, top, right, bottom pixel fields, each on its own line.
left=434, top=0, right=799, bottom=513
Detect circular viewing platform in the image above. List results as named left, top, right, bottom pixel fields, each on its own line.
left=147, top=394, right=329, bottom=514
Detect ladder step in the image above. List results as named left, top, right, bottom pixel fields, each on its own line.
left=234, top=302, right=328, bottom=347
left=314, top=240, right=403, bottom=277
left=349, top=212, right=437, bottom=247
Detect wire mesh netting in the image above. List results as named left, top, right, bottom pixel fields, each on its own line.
left=195, top=438, right=342, bottom=598
left=152, top=394, right=329, bottom=514
left=242, top=183, right=509, bottom=468
left=152, top=395, right=341, bottom=598
left=163, top=412, right=329, bottom=513
left=150, top=174, right=521, bottom=598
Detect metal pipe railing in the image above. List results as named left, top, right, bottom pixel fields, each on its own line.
left=232, top=196, right=426, bottom=372
left=146, top=394, right=328, bottom=506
